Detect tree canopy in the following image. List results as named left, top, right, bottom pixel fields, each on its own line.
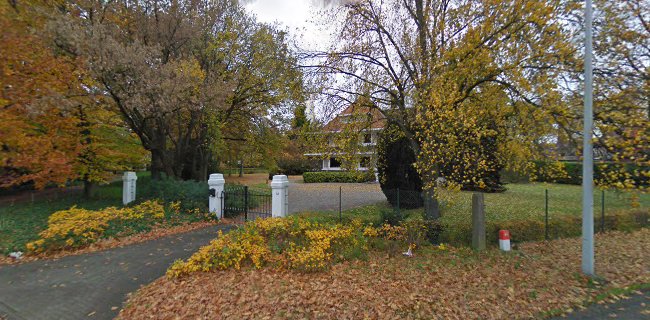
left=52, top=0, right=304, bottom=180
left=1, top=1, right=147, bottom=193
left=307, top=0, right=647, bottom=211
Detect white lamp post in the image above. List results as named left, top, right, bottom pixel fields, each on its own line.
left=582, top=0, right=595, bottom=276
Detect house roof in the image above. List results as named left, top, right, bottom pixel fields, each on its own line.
left=322, top=104, right=386, bottom=132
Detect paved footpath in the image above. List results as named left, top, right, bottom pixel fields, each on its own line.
left=554, top=289, right=649, bottom=320
left=0, top=226, right=230, bottom=320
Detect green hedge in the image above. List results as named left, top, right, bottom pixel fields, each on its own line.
left=138, top=178, right=207, bottom=211
left=533, top=161, right=649, bottom=187
left=275, top=158, right=320, bottom=176
left=439, top=209, right=648, bottom=246
left=303, top=171, right=376, bottom=183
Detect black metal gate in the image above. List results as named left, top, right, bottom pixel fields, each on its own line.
left=222, top=185, right=272, bottom=221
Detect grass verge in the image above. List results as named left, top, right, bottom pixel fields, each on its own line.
left=296, top=183, right=648, bottom=245
left=0, top=172, right=213, bottom=255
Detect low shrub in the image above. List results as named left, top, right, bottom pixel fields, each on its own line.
left=139, top=178, right=207, bottom=211
left=167, top=217, right=434, bottom=277
left=303, top=171, right=375, bottom=183
left=422, top=218, right=444, bottom=244
left=379, top=207, right=405, bottom=226
left=532, top=161, right=649, bottom=188
left=274, top=158, right=320, bottom=176
left=167, top=218, right=371, bottom=276
left=26, top=200, right=165, bottom=252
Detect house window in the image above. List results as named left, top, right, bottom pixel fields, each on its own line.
left=363, top=133, right=372, bottom=144
left=360, top=157, right=371, bottom=168
left=329, top=157, right=342, bottom=168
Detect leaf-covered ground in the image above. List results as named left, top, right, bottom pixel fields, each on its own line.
left=118, top=228, right=649, bottom=319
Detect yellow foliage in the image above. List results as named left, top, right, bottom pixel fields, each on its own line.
left=168, top=218, right=375, bottom=277
left=26, top=200, right=165, bottom=252
left=169, top=201, right=181, bottom=214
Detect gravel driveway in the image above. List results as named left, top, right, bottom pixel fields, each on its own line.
left=288, top=180, right=387, bottom=213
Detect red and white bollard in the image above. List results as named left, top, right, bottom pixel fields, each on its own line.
left=499, top=230, right=511, bottom=251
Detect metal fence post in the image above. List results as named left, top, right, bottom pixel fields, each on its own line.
left=601, top=190, right=605, bottom=233
left=244, top=185, right=249, bottom=222
left=545, top=189, right=549, bottom=240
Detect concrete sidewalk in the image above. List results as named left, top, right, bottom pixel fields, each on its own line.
left=0, top=226, right=230, bottom=320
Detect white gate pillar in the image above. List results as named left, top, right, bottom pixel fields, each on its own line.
left=208, top=173, right=225, bottom=219
left=271, top=175, right=289, bottom=217
left=122, top=171, right=137, bottom=205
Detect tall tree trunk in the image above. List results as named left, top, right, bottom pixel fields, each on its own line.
left=77, top=105, right=95, bottom=199
left=83, top=180, right=96, bottom=198
left=151, top=149, right=164, bottom=180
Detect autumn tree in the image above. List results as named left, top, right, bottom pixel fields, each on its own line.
left=1, top=0, right=146, bottom=195
left=73, top=100, right=148, bottom=196
left=53, top=0, right=303, bottom=181
left=307, top=0, right=577, bottom=217
left=561, top=0, right=649, bottom=191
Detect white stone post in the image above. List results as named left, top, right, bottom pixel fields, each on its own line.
left=208, top=173, right=226, bottom=219
left=271, top=175, right=289, bottom=218
left=122, top=171, right=137, bottom=205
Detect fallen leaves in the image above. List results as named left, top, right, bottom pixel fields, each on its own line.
left=118, top=229, right=650, bottom=319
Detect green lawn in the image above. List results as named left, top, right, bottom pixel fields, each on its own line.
left=2, top=181, right=646, bottom=253
left=0, top=172, right=211, bottom=255
left=437, top=183, right=649, bottom=225
left=0, top=182, right=124, bottom=254
left=298, top=183, right=648, bottom=225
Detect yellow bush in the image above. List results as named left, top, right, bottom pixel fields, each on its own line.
left=364, top=224, right=407, bottom=240
left=168, top=218, right=368, bottom=277
left=167, top=217, right=437, bottom=278
left=27, top=200, right=165, bottom=252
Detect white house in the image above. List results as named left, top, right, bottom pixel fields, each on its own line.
left=304, top=103, right=386, bottom=173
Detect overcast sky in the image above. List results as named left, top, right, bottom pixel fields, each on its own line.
left=244, top=0, right=338, bottom=51
left=244, top=1, right=350, bottom=120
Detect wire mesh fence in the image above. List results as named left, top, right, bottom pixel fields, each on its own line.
left=334, top=185, right=647, bottom=244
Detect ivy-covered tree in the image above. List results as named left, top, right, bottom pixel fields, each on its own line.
left=376, top=121, right=423, bottom=208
